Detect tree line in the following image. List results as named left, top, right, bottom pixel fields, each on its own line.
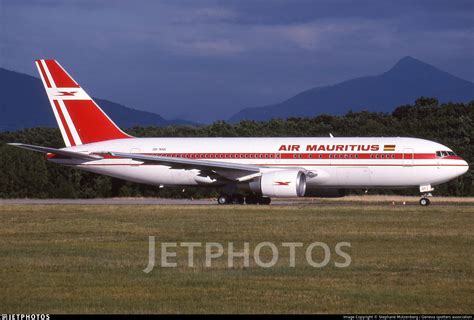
left=0, top=97, right=472, bottom=198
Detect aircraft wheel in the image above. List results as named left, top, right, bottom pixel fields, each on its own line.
left=218, top=195, right=229, bottom=205
left=231, top=195, right=245, bottom=205
left=245, top=196, right=257, bottom=205
left=419, top=198, right=430, bottom=206
left=245, top=195, right=271, bottom=205
left=258, top=197, right=271, bottom=205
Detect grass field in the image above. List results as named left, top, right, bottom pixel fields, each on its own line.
left=0, top=201, right=473, bottom=313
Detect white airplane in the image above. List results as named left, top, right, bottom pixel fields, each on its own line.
left=9, top=60, right=469, bottom=206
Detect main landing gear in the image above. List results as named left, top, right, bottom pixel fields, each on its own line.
left=217, top=194, right=271, bottom=205
left=217, top=194, right=244, bottom=205
left=244, top=195, right=271, bottom=205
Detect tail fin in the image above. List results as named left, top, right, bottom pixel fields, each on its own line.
left=35, top=59, right=131, bottom=147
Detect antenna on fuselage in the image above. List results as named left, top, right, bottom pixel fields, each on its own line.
left=329, top=133, right=334, bottom=138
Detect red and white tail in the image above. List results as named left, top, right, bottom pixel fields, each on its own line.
left=35, top=59, right=131, bottom=147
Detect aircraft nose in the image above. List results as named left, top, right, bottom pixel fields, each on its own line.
left=457, top=159, right=469, bottom=176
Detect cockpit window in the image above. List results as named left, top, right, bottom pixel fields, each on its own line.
left=436, top=151, right=456, bottom=157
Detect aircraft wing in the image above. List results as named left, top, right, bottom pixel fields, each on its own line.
left=8, top=143, right=103, bottom=161
left=110, top=152, right=262, bottom=181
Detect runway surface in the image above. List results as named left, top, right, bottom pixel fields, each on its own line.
left=0, top=198, right=312, bottom=206
left=1, top=196, right=473, bottom=206
left=0, top=198, right=216, bottom=205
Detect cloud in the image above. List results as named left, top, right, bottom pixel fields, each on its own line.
left=1, top=0, right=472, bottom=122
left=171, top=39, right=246, bottom=56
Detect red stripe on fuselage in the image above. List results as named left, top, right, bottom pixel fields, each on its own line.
left=92, top=152, right=462, bottom=161
left=53, top=100, right=75, bottom=146
left=44, top=60, right=80, bottom=88
left=77, top=163, right=467, bottom=167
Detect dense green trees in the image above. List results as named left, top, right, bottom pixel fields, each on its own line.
left=0, top=98, right=472, bottom=198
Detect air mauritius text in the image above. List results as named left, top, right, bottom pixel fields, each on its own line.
left=144, top=237, right=351, bottom=273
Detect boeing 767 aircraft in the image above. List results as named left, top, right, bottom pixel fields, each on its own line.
left=9, top=60, right=469, bottom=205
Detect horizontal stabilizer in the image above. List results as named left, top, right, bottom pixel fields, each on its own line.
left=8, top=143, right=102, bottom=161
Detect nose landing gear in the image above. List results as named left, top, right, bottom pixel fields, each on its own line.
left=419, top=197, right=431, bottom=206
left=419, top=184, right=434, bottom=206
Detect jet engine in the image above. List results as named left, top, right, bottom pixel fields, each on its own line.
left=249, top=170, right=306, bottom=197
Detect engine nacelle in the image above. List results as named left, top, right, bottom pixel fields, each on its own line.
left=250, top=170, right=307, bottom=197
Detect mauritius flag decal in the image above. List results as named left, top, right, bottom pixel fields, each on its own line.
left=383, top=144, right=396, bottom=151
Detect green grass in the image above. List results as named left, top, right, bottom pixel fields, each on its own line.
left=0, top=203, right=473, bottom=313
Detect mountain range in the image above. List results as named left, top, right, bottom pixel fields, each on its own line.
left=229, top=56, right=474, bottom=122
left=0, top=68, right=194, bottom=131
left=2, top=56, right=473, bottom=130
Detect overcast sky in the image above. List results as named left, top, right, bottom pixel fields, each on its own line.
left=1, top=0, right=473, bottom=122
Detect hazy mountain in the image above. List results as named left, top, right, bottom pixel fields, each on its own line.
left=0, top=68, right=195, bottom=131
left=230, top=56, right=474, bottom=122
